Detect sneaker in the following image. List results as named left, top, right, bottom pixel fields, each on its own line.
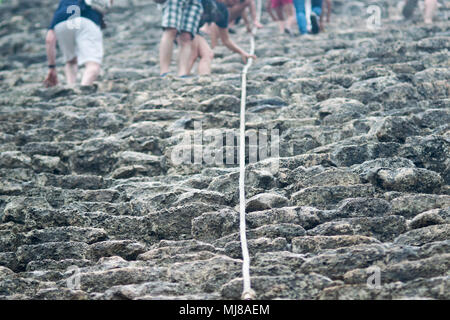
left=284, top=28, right=294, bottom=36
left=80, top=83, right=98, bottom=94
left=310, top=12, right=320, bottom=34
left=178, top=74, right=195, bottom=79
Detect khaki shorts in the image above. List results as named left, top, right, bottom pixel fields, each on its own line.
left=54, top=17, right=103, bottom=66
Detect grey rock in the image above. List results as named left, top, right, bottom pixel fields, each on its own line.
left=374, top=116, right=420, bottom=143
left=0, top=151, right=31, bottom=169
left=100, top=281, right=194, bottom=300
left=221, top=274, right=333, bottom=299
left=224, top=237, right=288, bottom=259
left=292, top=235, right=381, bottom=254
left=390, top=194, right=450, bottom=218
left=292, top=185, right=376, bottom=209
left=21, top=227, right=107, bottom=245
left=371, top=167, right=443, bottom=193
left=0, top=266, right=14, bottom=279
left=2, top=197, right=51, bottom=224
left=89, top=240, right=147, bottom=261
left=336, top=197, right=392, bottom=218
left=138, top=240, right=219, bottom=262
left=0, top=0, right=449, bottom=300
left=246, top=193, right=290, bottom=212
left=352, top=157, right=416, bottom=182
left=73, top=267, right=167, bottom=293
left=307, top=216, right=407, bottom=242
left=343, top=254, right=450, bottom=284
left=408, top=209, right=446, bottom=229
left=34, top=288, right=89, bottom=300
left=394, top=224, right=450, bottom=246
left=252, top=251, right=306, bottom=270
left=16, top=242, right=90, bottom=267
left=300, top=244, right=387, bottom=279
left=168, top=255, right=242, bottom=292
left=191, top=209, right=239, bottom=242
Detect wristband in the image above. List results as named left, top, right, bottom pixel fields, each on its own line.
left=48, top=65, right=56, bottom=69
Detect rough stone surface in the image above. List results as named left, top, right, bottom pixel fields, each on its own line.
left=0, top=0, right=448, bottom=300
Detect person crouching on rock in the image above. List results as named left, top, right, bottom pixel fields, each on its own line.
left=159, top=0, right=203, bottom=77
left=187, top=0, right=256, bottom=75
left=44, top=0, right=107, bottom=87
left=293, top=0, right=322, bottom=35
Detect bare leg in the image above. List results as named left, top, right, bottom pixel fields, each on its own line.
left=275, top=6, right=285, bottom=33
left=178, top=32, right=193, bottom=76
left=424, top=0, right=437, bottom=24
left=159, top=28, right=177, bottom=75
left=210, top=23, right=220, bottom=49
left=197, top=36, right=214, bottom=75
left=326, top=0, right=331, bottom=22
left=284, top=3, right=296, bottom=30
left=267, top=0, right=277, bottom=21
left=187, top=36, right=200, bottom=75
left=65, top=57, right=78, bottom=86
left=249, top=0, right=263, bottom=28
left=81, top=61, right=100, bottom=86
left=242, top=8, right=253, bottom=32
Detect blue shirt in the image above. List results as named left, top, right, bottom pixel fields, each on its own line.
left=48, top=0, right=103, bottom=29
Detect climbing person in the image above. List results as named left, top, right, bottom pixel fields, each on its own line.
left=293, top=0, right=323, bottom=35
left=403, top=0, right=438, bottom=24
left=266, top=0, right=296, bottom=35
left=320, top=0, right=331, bottom=32
left=187, top=0, right=256, bottom=75
left=44, top=0, right=109, bottom=87
left=159, top=0, right=203, bottom=77
left=220, top=0, right=263, bottom=33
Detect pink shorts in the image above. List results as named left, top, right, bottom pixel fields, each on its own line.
left=270, top=0, right=293, bottom=8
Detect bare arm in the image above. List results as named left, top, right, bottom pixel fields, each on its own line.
left=217, top=25, right=256, bottom=63
left=44, top=29, right=58, bottom=87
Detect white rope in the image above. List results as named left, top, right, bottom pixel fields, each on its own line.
left=239, top=0, right=261, bottom=301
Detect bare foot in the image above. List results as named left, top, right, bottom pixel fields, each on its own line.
left=254, top=20, right=263, bottom=29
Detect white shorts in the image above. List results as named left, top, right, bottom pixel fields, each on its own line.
left=54, top=17, right=103, bottom=66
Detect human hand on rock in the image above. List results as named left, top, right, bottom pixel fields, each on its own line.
left=241, top=53, right=256, bottom=64
left=44, top=68, right=58, bottom=87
